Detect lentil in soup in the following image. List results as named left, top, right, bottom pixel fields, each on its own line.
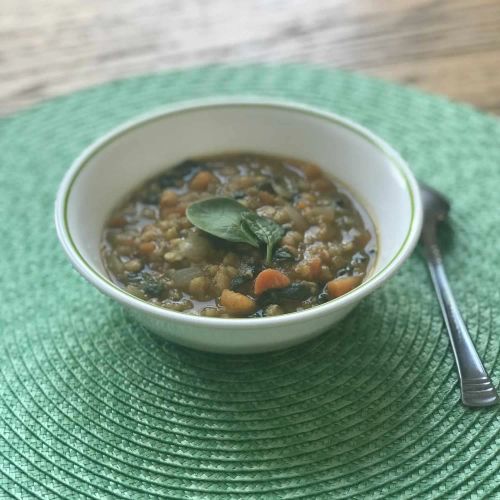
left=101, top=153, right=376, bottom=318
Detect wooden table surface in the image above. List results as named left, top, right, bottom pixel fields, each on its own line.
left=1, top=0, right=500, bottom=117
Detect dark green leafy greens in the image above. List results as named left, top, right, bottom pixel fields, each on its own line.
left=186, top=197, right=285, bottom=264
left=186, top=197, right=260, bottom=247
left=230, top=275, right=252, bottom=291
left=258, top=281, right=317, bottom=306
left=229, top=262, right=260, bottom=291
left=127, top=273, right=164, bottom=297
left=241, top=212, right=285, bottom=264
left=273, top=247, right=296, bottom=262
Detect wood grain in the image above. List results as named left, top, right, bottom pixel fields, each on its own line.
left=1, top=0, right=499, bottom=116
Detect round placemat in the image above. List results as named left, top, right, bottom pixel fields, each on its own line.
left=1, top=65, right=499, bottom=499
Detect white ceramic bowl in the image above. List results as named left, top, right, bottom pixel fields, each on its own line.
left=55, top=98, right=422, bottom=353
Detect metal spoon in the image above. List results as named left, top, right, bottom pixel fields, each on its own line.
left=419, top=182, right=498, bottom=407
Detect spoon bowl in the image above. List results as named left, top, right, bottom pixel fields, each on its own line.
left=419, top=181, right=450, bottom=224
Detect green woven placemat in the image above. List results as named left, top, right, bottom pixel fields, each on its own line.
left=1, top=65, right=500, bottom=499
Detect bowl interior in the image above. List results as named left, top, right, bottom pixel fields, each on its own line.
left=63, top=102, right=415, bottom=294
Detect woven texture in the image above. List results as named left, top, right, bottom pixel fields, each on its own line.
left=1, top=65, right=500, bottom=499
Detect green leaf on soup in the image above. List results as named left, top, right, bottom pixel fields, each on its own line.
left=186, top=197, right=260, bottom=247
left=186, top=197, right=285, bottom=263
left=241, top=212, right=285, bottom=264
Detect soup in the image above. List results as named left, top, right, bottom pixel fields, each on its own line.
left=101, top=153, right=376, bottom=317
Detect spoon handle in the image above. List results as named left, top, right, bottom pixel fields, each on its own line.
left=423, top=239, right=499, bottom=407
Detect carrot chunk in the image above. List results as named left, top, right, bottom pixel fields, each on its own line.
left=326, top=275, right=362, bottom=298
left=190, top=171, right=217, bottom=191
left=254, top=269, right=291, bottom=295
left=220, top=289, right=256, bottom=316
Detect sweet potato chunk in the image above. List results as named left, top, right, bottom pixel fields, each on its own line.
left=220, top=289, right=256, bottom=316
left=326, top=275, right=362, bottom=298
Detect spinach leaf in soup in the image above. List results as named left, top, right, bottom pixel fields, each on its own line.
left=186, top=197, right=260, bottom=247
left=241, top=212, right=285, bottom=264
left=186, top=197, right=285, bottom=263
left=259, top=281, right=317, bottom=306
